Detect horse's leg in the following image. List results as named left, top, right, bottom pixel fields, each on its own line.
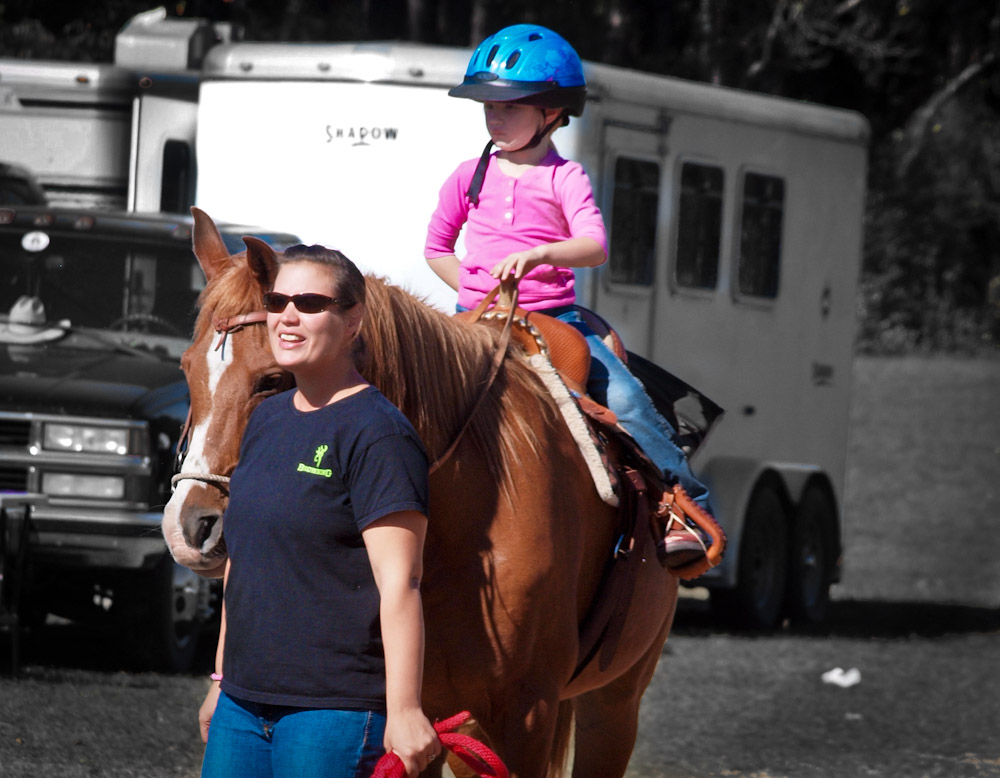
left=494, top=682, right=565, bottom=778
left=430, top=687, right=563, bottom=778
left=569, top=622, right=673, bottom=778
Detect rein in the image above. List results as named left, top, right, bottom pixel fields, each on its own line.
left=427, top=283, right=517, bottom=475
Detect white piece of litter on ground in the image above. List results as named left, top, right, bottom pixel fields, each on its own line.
left=822, top=667, right=862, bottom=687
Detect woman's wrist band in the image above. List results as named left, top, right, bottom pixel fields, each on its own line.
left=210, top=672, right=223, bottom=682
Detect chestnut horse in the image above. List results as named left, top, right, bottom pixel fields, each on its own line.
left=162, top=209, right=679, bottom=778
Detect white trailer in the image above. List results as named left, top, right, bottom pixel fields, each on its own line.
left=7, top=13, right=868, bottom=628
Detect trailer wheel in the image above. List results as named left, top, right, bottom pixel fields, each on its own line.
left=711, top=484, right=788, bottom=629
left=785, top=484, right=837, bottom=626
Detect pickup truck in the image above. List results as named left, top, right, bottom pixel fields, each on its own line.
left=0, top=205, right=298, bottom=670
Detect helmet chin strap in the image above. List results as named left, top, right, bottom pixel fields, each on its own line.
left=465, top=110, right=566, bottom=205
left=465, top=140, right=495, bottom=206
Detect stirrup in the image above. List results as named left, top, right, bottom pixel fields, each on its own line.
left=654, top=484, right=727, bottom=580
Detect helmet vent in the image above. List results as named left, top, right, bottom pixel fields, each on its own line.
left=528, top=33, right=542, bottom=41
left=486, top=45, right=500, bottom=67
left=505, top=51, right=521, bottom=69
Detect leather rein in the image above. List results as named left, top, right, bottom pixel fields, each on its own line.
left=171, top=292, right=517, bottom=490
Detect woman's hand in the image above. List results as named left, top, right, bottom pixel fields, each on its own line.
left=199, top=681, right=221, bottom=744
left=384, top=707, right=441, bottom=777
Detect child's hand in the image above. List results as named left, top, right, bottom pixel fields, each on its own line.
left=491, top=249, right=542, bottom=281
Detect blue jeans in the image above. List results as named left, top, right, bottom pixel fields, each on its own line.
left=550, top=306, right=711, bottom=512
left=202, top=691, right=386, bottom=778
left=458, top=303, right=711, bottom=512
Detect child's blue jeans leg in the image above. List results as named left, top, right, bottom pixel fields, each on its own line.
left=553, top=308, right=712, bottom=512
left=202, top=691, right=386, bottom=778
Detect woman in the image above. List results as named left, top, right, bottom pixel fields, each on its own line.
left=198, top=244, right=440, bottom=778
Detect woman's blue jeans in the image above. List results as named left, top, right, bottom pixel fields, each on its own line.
left=201, top=691, right=386, bottom=778
left=458, top=303, right=711, bottom=511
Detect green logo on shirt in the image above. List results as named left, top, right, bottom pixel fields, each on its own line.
left=297, top=444, right=332, bottom=478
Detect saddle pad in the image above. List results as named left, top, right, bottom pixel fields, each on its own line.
left=527, top=352, right=619, bottom=507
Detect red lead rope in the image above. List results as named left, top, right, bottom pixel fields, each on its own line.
left=370, top=711, right=508, bottom=778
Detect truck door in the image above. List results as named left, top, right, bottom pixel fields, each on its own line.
left=591, top=122, right=666, bottom=358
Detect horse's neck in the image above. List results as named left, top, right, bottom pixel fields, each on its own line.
left=363, top=294, right=498, bottom=459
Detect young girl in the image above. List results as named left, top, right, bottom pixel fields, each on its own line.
left=424, top=24, right=712, bottom=568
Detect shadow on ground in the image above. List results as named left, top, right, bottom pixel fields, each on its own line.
left=672, top=596, right=1000, bottom=639
left=4, top=597, right=997, bottom=679
left=0, top=619, right=218, bottom=676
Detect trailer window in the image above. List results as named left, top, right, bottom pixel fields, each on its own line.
left=608, top=157, right=659, bottom=286
left=675, top=162, right=723, bottom=289
left=738, top=172, right=785, bottom=299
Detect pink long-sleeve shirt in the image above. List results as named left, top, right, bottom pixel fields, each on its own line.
left=424, top=149, right=608, bottom=311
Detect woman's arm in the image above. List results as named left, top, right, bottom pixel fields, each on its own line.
left=362, top=510, right=440, bottom=778
left=199, top=557, right=230, bottom=743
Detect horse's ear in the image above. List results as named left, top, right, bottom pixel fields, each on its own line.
left=191, top=207, right=232, bottom=282
left=243, top=236, right=279, bottom=290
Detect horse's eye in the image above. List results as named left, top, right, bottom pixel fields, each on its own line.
left=253, top=372, right=293, bottom=396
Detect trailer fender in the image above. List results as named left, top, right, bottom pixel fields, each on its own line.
left=695, top=457, right=824, bottom=587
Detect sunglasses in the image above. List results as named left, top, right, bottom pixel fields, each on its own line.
left=262, top=292, right=349, bottom=314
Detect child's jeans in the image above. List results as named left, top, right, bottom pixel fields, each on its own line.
left=548, top=305, right=711, bottom=512
left=201, top=691, right=386, bottom=778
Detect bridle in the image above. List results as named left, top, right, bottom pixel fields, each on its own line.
left=170, top=311, right=268, bottom=494
left=170, top=292, right=516, bottom=490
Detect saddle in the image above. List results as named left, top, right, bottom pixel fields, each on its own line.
left=456, top=283, right=726, bottom=576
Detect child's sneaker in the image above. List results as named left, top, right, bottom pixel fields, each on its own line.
left=657, top=519, right=709, bottom=569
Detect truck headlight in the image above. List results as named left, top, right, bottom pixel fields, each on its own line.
left=42, top=472, right=126, bottom=500
left=43, top=423, right=130, bottom=455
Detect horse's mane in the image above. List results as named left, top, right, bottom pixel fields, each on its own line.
left=358, top=277, right=558, bottom=490
left=193, top=254, right=558, bottom=492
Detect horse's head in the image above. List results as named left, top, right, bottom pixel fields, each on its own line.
left=162, top=209, right=293, bottom=577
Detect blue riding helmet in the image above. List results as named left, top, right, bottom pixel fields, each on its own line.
left=449, top=24, right=587, bottom=116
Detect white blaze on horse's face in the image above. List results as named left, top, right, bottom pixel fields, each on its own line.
left=161, top=336, right=233, bottom=577
left=180, top=335, right=231, bottom=481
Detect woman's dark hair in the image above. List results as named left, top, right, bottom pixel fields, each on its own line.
left=278, top=244, right=366, bottom=309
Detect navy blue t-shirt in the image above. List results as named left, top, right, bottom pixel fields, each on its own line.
left=220, top=386, right=428, bottom=710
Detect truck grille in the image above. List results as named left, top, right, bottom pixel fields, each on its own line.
left=0, top=417, right=31, bottom=447
left=0, top=465, right=29, bottom=492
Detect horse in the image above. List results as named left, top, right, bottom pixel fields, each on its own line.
left=162, top=208, right=679, bottom=778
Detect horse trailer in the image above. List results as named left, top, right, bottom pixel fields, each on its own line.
left=3, top=12, right=869, bottom=629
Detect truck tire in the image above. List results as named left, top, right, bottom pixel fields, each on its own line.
left=140, top=556, right=207, bottom=672
left=711, top=484, right=789, bottom=629
left=785, top=484, right=837, bottom=626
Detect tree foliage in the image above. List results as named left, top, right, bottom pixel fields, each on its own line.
left=2, top=0, right=998, bottom=353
